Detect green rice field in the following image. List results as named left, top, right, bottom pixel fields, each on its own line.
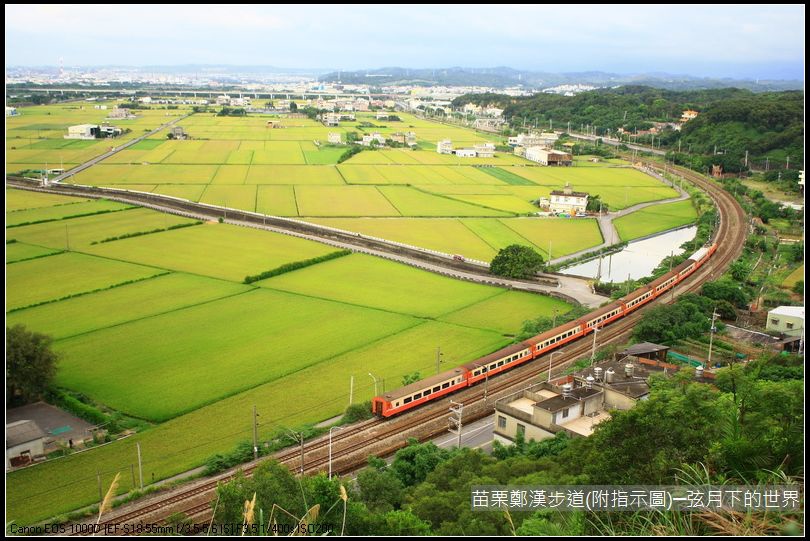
left=5, top=99, right=693, bottom=525
left=6, top=186, right=577, bottom=524
left=613, top=199, right=697, bottom=241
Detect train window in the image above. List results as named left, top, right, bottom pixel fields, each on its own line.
left=498, top=361, right=504, bottom=367
left=433, top=386, right=440, bottom=393
left=424, top=389, right=431, bottom=396
left=404, top=397, right=412, bottom=404
left=414, top=392, right=422, bottom=400
left=442, top=382, right=450, bottom=389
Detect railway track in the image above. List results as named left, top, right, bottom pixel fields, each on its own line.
left=64, top=162, right=746, bottom=535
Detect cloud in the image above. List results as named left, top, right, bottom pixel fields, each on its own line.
left=4, top=4, right=804, bottom=78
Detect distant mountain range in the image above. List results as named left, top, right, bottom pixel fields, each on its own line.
left=318, top=66, right=803, bottom=92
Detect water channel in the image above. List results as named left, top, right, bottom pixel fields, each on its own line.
left=561, top=226, right=698, bottom=282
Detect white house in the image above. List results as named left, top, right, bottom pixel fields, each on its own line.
left=6, top=106, right=19, bottom=116
left=474, top=142, right=496, bottom=158
left=437, top=140, right=453, bottom=154
left=525, top=147, right=572, bottom=166
left=455, top=148, right=477, bottom=158
left=767, top=306, right=804, bottom=337
left=361, top=132, right=386, bottom=147
left=322, top=113, right=340, bottom=127
left=64, top=124, right=98, bottom=140
left=328, top=132, right=343, bottom=144
left=549, top=183, right=589, bottom=214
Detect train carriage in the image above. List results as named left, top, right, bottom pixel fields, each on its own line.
left=372, top=368, right=468, bottom=418
left=581, top=300, right=626, bottom=332
left=526, top=319, right=584, bottom=356
left=463, top=342, right=534, bottom=385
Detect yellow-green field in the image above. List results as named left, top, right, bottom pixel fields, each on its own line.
left=7, top=188, right=577, bottom=524
left=614, top=199, right=698, bottom=241
left=19, top=106, right=683, bottom=223
left=303, top=216, right=603, bottom=261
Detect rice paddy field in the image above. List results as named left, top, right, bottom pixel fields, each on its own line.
left=41, top=108, right=679, bottom=230
left=613, top=199, right=698, bottom=241
left=6, top=103, right=691, bottom=524
left=5, top=101, right=185, bottom=176
left=303, top=217, right=604, bottom=261
left=6, top=188, right=575, bottom=524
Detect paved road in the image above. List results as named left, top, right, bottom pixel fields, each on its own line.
left=52, top=113, right=191, bottom=183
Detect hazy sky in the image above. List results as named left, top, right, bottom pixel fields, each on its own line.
left=5, top=4, right=805, bottom=79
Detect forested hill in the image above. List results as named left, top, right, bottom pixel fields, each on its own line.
left=453, top=86, right=804, bottom=171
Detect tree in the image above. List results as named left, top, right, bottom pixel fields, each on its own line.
left=6, top=324, right=58, bottom=405
left=792, top=280, right=803, bottom=295
left=490, top=244, right=545, bottom=279
left=401, top=372, right=421, bottom=386
left=289, top=101, right=298, bottom=112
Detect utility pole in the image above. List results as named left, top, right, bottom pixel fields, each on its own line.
left=590, top=326, right=600, bottom=365
left=448, top=401, right=464, bottom=449
left=436, top=347, right=443, bottom=375
left=65, top=224, right=70, bottom=251
left=744, top=150, right=748, bottom=168
left=483, top=368, right=489, bottom=401
left=368, top=373, right=379, bottom=396
left=706, top=311, right=720, bottom=368
left=252, top=405, right=259, bottom=460
left=136, top=442, right=144, bottom=489
left=552, top=309, right=558, bottom=328
left=348, top=375, right=353, bottom=406
left=547, top=351, right=557, bottom=382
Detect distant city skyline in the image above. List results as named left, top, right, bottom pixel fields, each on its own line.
left=5, top=4, right=805, bottom=80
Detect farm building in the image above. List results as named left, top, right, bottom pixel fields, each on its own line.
left=525, top=147, right=572, bottom=166
left=389, top=132, right=417, bottom=147
left=437, top=140, right=453, bottom=154
left=680, top=109, right=699, bottom=122
left=65, top=124, right=98, bottom=140
left=493, top=381, right=607, bottom=445
left=455, top=148, right=477, bottom=158
left=322, top=113, right=340, bottom=127
left=170, top=126, right=188, bottom=139
left=6, top=420, right=46, bottom=470
left=766, top=306, right=804, bottom=337
left=549, top=183, right=588, bottom=214
left=474, top=142, right=496, bottom=158
left=107, top=107, right=136, bottom=119
left=508, top=132, right=559, bottom=147
left=328, top=132, right=343, bottom=144
left=6, top=106, right=19, bottom=116
left=361, top=132, right=386, bottom=147
left=98, top=125, right=122, bottom=138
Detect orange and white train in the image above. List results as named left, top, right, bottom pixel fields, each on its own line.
left=372, top=243, right=717, bottom=417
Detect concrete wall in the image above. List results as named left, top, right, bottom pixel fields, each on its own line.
left=6, top=439, right=44, bottom=470
left=603, top=388, right=638, bottom=410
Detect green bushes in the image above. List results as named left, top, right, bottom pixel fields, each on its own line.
left=90, top=221, right=202, bottom=244
left=243, top=250, right=351, bottom=284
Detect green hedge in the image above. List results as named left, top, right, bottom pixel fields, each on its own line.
left=243, top=250, right=351, bottom=284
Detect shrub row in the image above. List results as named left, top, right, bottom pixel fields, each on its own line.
left=243, top=250, right=351, bottom=284
left=90, top=221, right=202, bottom=244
